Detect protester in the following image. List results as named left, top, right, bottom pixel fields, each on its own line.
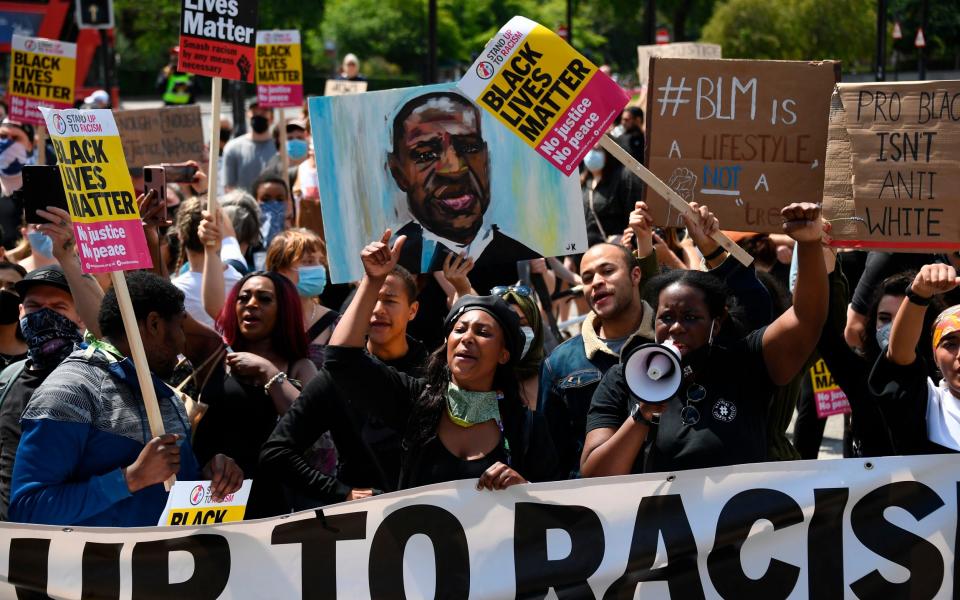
left=324, top=230, right=557, bottom=489
left=539, top=202, right=659, bottom=478
left=157, top=47, right=196, bottom=106
left=260, top=264, right=426, bottom=508
left=0, top=118, right=34, bottom=248
left=223, top=102, right=277, bottom=193
left=495, top=285, right=544, bottom=410
left=0, top=262, right=26, bottom=366
left=581, top=144, right=643, bottom=246
left=336, top=53, right=366, bottom=81
left=220, top=190, right=263, bottom=273
left=81, top=90, right=110, bottom=110
left=580, top=203, right=829, bottom=476
left=264, top=118, right=309, bottom=187
left=869, top=263, right=960, bottom=455
left=252, top=172, right=294, bottom=249
left=264, top=228, right=339, bottom=367
left=9, top=272, right=243, bottom=526
left=614, top=106, right=644, bottom=164
left=172, top=197, right=246, bottom=328
left=193, top=271, right=316, bottom=517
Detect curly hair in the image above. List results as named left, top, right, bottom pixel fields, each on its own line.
left=99, top=271, right=185, bottom=340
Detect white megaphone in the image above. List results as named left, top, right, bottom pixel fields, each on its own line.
left=623, top=340, right=682, bottom=403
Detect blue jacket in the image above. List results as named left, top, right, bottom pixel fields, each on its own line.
left=10, top=346, right=200, bottom=527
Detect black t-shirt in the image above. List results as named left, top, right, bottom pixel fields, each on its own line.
left=587, top=328, right=773, bottom=473
left=0, top=364, right=53, bottom=520
left=409, top=436, right=509, bottom=489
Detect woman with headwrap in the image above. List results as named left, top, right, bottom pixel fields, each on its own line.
left=493, top=285, right=544, bottom=410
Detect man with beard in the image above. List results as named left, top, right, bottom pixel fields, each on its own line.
left=387, top=91, right=538, bottom=276
left=10, top=272, right=242, bottom=526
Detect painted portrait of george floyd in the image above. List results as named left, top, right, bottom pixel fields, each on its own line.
left=309, top=83, right=587, bottom=284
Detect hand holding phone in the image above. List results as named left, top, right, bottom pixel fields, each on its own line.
left=20, top=166, right=69, bottom=224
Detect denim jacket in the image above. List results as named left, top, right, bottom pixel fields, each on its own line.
left=538, top=305, right=655, bottom=479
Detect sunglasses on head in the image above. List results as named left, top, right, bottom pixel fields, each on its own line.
left=491, top=285, right=531, bottom=298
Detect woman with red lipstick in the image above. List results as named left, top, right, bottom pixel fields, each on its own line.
left=193, top=271, right=317, bottom=516
left=325, top=230, right=558, bottom=490
left=580, top=203, right=829, bottom=476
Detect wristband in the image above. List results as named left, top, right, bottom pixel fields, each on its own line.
left=905, top=284, right=932, bottom=306
left=630, top=402, right=659, bottom=427
left=702, top=246, right=726, bottom=261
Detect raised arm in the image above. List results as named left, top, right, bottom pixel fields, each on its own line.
left=199, top=209, right=226, bottom=321
left=37, top=207, right=105, bottom=338
left=329, top=230, right=406, bottom=348
left=888, top=264, right=959, bottom=366
left=761, top=203, right=829, bottom=385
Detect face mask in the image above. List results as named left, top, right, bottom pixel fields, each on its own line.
left=259, top=201, right=286, bottom=247
left=0, top=289, right=20, bottom=325
left=287, top=139, right=309, bottom=160
left=20, top=307, right=82, bottom=369
left=219, top=128, right=232, bottom=143
left=0, top=138, right=29, bottom=196
left=250, top=115, right=270, bottom=134
left=583, top=149, right=605, bottom=172
left=27, top=231, right=53, bottom=258
left=520, top=325, right=535, bottom=359
left=876, top=322, right=892, bottom=351
left=296, top=264, right=327, bottom=297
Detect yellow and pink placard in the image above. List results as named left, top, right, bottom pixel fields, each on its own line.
left=458, top=16, right=630, bottom=175
left=255, top=29, right=303, bottom=108
left=8, top=35, right=76, bottom=125
left=40, top=108, right=152, bottom=274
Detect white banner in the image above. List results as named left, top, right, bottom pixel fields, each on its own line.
left=0, top=455, right=957, bottom=598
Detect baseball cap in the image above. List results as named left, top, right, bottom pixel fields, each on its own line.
left=285, top=118, right=307, bottom=133
left=84, top=90, right=110, bottom=106
left=1, top=118, right=35, bottom=142
left=15, top=265, right=71, bottom=298
left=443, top=295, right=522, bottom=365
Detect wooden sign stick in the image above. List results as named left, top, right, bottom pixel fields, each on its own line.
left=109, top=271, right=174, bottom=489
left=598, top=134, right=754, bottom=267
left=206, top=77, right=222, bottom=215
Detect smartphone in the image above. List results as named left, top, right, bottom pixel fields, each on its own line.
left=143, top=166, right=167, bottom=223
left=21, top=165, right=69, bottom=224
left=160, top=162, right=198, bottom=183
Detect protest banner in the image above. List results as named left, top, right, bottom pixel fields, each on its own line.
left=308, top=82, right=587, bottom=283
left=810, top=358, right=851, bottom=418
left=324, top=78, right=368, bottom=96
left=177, top=0, right=257, bottom=83
left=645, top=58, right=838, bottom=235
left=159, top=480, right=251, bottom=526
left=255, top=30, right=302, bottom=108
left=459, top=17, right=752, bottom=266
left=1, top=454, right=957, bottom=598
left=113, top=105, right=205, bottom=169
left=823, top=81, right=960, bottom=251
left=40, top=107, right=170, bottom=487
left=7, top=35, right=76, bottom=126
left=637, top=41, right=721, bottom=87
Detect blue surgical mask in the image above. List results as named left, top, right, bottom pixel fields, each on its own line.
left=296, top=264, right=327, bottom=297
left=287, top=139, right=309, bottom=161
left=259, top=201, right=286, bottom=247
left=583, top=149, right=605, bottom=172
left=27, top=231, right=53, bottom=258
left=876, top=322, right=892, bottom=351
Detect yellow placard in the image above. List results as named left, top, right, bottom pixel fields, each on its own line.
left=10, top=50, right=76, bottom=103
left=166, top=505, right=246, bottom=526
left=51, top=135, right=141, bottom=224
left=256, top=43, right=302, bottom=84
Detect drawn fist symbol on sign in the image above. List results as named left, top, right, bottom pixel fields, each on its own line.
left=237, top=55, right=252, bottom=82
left=667, top=167, right=697, bottom=203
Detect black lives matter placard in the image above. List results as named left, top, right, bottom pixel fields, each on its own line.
left=178, top=0, right=258, bottom=82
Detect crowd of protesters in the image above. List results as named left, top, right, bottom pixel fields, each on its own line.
left=0, top=97, right=955, bottom=529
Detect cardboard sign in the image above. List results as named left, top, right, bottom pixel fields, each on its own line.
left=458, top=16, right=630, bottom=176
left=823, top=81, right=960, bottom=251
left=636, top=42, right=721, bottom=87
left=113, top=105, right=205, bottom=169
left=255, top=30, right=303, bottom=108
left=810, top=358, right=851, bottom=418
left=39, top=108, right=152, bottom=273
left=178, top=0, right=258, bottom=83
left=159, top=479, right=252, bottom=526
left=7, top=35, right=76, bottom=125
left=645, top=58, right=837, bottom=231
left=323, top=78, right=368, bottom=96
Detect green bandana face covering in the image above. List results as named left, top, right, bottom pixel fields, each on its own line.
left=446, top=381, right=502, bottom=428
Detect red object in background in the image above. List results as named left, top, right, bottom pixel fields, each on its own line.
left=914, top=27, right=926, bottom=48
left=892, top=21, right=903, bottom=40
left=556, top=24, right=569, bottom=41
left=656, top=27, right=670, bottom=44
left=0, top=0, right=118, bottom=106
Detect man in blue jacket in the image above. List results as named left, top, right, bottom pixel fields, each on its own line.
left=10, top=271, right=242, bottom=526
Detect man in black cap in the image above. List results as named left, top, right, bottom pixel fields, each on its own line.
left=0, top=265, right=86, bottom=520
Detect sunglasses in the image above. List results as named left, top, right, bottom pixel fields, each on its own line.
left=491, top=285, right=531, bottom=298
left=679, top=383, right=707, bottom=426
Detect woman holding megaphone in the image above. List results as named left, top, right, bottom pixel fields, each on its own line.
left=580, top=203, right=828, bottom=477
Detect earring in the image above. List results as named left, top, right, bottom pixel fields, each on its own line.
left=708, top=320, right=717, bottom=346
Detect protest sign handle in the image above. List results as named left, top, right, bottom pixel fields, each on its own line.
left=598, top=135, right=754, bottom=267
left=207, top=77, right=222, bottom=215
left=37, top=125, right=47, bottom=165
left=109, top=271, right=174, bottom=491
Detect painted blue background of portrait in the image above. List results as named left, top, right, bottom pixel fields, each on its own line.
left=309, top=82, right=587, bottom=283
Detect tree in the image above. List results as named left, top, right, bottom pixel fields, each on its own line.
left=700, top=0, right=802, bottom=60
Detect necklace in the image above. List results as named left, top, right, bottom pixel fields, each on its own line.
left=307, top=302, right=318, bottom=324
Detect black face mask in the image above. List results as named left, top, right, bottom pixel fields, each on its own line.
left=0, top=289, right=20, bottom=325
left=250, top=115, right=269, bottom=134
left=219, top=128, right=232, bottom=143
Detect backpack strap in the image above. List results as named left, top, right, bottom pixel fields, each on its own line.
left=0, top=359, right=28, bottom=413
